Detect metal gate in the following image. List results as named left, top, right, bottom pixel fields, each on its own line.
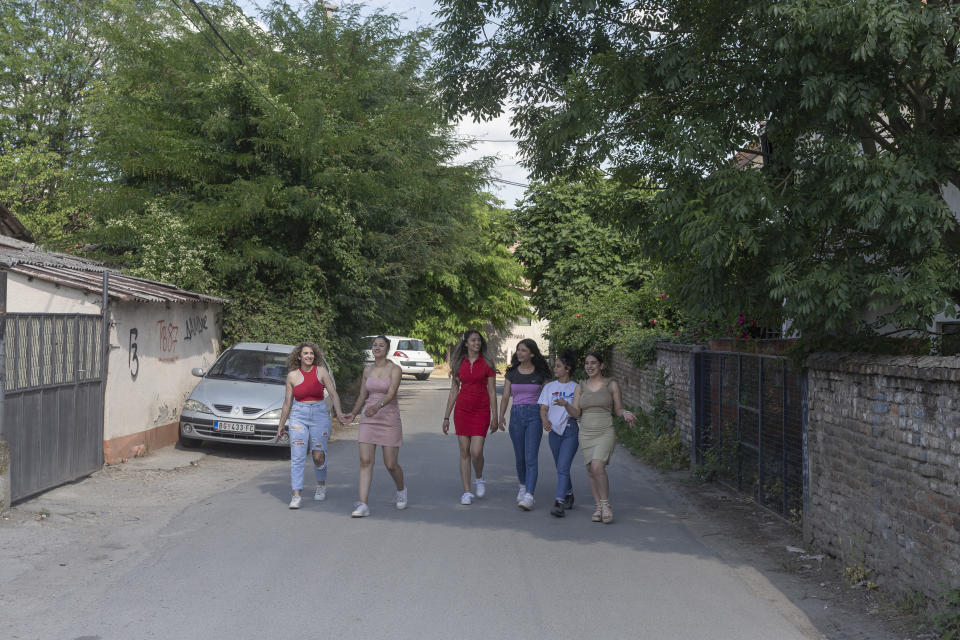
left=693, top=351, right=804, bottom=521
left=3, top=313, right=105, bottom=501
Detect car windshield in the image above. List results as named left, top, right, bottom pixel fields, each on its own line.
left=397, top=339, right=424, bottom=351
left=206, top=349, right=289, bottom=384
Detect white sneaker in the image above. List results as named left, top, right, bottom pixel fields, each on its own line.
left=351, top=502, right=370, bottom=517
left=396, top=488, right=408, bottom=510
left=288, top=495, right=302, bottom=509
left=518, top=493, right=535, bottom=511
left=473, top=478, right=486, bottom=498
left=517, top=485, right=526, bottom=503
left=460, top=492, right=474, bottom=505
left=314, top=485, right=326, bottom=501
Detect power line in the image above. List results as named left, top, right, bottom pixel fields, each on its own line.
left=188, top=0, right=244, bottom=66
left=169, top=0, right=286, bottom=117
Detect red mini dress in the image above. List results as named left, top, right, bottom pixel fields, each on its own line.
left=453, top=357, right=496, bottom=437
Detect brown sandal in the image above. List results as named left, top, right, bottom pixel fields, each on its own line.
left=591, top=504, right=602, bottom=522
left=600, top=499, right=613, bottom=524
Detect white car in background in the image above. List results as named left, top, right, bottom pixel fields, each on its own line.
left=362, top=335, right=434, bottom=380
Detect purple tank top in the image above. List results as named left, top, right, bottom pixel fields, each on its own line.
left=505, top=368, right=545, bottom=405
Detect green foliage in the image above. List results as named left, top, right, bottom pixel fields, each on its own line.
left=405, top=200, right=527, bottom=358
left=933, top=587, right=960, bottom=640
left=614, top=369, right=687, bottom=472
left=0, top=0, right=523, bottom=374
left=435, top=0, right=960, bottom=346
left=548, top=285, right=681, bottom=364
left=0, top=0, right=113, bottom=240
left=513, top=174, right=652, bottom=321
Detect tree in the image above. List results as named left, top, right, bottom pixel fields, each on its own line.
left=434, top=0, right=960, bottom=343
left=512, top=173, right=651, bottom=320
left=402, top=198, right=527, bottom=358
left=0, top=0, right=114, bottom=240
left=82, top=0, right=512, bottom=368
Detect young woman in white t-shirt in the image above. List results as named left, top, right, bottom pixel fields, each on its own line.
left=538, top=351, right=579, bottom=517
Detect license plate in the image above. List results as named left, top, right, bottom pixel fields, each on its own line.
left=214, top=421, right=255, bottom=434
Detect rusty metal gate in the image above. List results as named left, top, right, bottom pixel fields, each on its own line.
left=3, top=313, right=106, bottom=501
left=692, top=351, right=804, bottom=521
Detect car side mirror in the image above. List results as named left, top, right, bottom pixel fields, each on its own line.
left=191, top=368, right=205, bottom=377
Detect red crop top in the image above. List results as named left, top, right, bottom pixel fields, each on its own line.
left=293, top=366, right=325, bottom=402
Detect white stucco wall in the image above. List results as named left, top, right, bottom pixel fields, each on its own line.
left=103, top=300, right=222, bottom=441
left=6, top=272, right=103, bottom=314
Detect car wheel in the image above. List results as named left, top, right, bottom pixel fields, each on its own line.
left=178, top=431, right=202, bottom=448
left=415, top=373, right=430, bottom=381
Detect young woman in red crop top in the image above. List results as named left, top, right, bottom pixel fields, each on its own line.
left=276, top=342, right=346, bottom=509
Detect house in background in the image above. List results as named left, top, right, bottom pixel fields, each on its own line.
left=486, top=292, right=550, bottom=366
left=1, top=218, right=224, bottom=503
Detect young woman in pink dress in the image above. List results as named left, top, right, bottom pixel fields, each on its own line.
left=441, top=329, right=499, bottom=505
left=343, top=336, right=406, bottom=517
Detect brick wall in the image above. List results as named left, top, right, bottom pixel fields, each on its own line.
left=610, top=343, right=698, bottom=445
left=805, top=353, right=960, bottom=596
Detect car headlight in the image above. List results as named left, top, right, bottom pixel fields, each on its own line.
left=261, top=409, right=282, bottom=420
left=183, top=399, right=213, bottom=414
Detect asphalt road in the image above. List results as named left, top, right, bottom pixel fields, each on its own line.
left=45, top=377, right=824, bottom=640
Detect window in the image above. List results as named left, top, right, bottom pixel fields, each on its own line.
left=397, top=339, right=424, bottom=351
left=939, top=322, right=960, bottom=356
left=514, top=316, right=532, bottom=327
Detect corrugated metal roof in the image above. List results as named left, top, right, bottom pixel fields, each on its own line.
left=0, top=234, right=226, bottom=304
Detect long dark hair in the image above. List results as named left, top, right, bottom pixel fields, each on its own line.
left=450, top=329, right=495, bottom=379
left=505, top=338, right=550, bottom=378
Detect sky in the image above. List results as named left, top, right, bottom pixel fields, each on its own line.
left=235, top=0, right=529, bottom=207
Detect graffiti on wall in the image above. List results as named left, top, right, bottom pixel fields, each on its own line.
left=158, top=320, right=179, bottom=362
left=128, top=328, right=139, bottom=379
left=184, top=314, right=208, bottom=341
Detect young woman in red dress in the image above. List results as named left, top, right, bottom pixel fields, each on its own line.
left=441, top=329, right=499, bottom=505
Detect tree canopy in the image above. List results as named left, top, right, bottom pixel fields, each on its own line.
left=2, top=0, right=526, bottom=369
left=435, top=0, right=960, bottom=343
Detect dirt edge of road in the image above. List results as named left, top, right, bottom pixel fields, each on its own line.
left=644, top=467, right=931, bottom=640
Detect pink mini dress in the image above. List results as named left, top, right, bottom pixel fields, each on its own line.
left=358, top=375, right=402, bottom=447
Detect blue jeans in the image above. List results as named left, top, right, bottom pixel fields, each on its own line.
left=548, top=420, right=579, bottom=502
left=288, top=401, right=330, bottom=491
left=508, top=404, right=543, bottom=494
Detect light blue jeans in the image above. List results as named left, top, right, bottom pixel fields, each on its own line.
left=288, top=401, right=330, bottom=491
left=548, top=420, right=579, bottom=502
left=508, top=404, right=543, bottom=494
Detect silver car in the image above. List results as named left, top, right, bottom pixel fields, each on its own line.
left=178, top=342, right=293, bottom=448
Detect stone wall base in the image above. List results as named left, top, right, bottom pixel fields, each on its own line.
left=103, top=422, right=178, bottom=465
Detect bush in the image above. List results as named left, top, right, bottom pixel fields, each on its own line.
left=614, top=369, right=688, bottom=472
left=548, top=284, right=684, bottom=365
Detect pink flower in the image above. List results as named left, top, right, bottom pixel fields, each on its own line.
left=673, top=332, right=679, bottom=337
left=737, top=313, right=745, bottom=326
left=575, top=313, right=581, bottom=319
left=740, top=331, right=747, bottom=339
left=650, top=319, right=656, bottom=325
left=659, top=294, right=668, bottom=299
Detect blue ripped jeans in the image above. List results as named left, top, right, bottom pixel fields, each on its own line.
left=288, top=401, right=330, bottom=491
left=548, top=420, right=579, bottom=502
left=508, top=403, right=543, bottom=494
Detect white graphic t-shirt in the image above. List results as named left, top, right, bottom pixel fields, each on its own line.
left=537, top=380, right=579, bottom=435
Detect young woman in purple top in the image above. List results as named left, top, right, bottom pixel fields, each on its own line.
left=498, top=339, right=550, bottom=510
